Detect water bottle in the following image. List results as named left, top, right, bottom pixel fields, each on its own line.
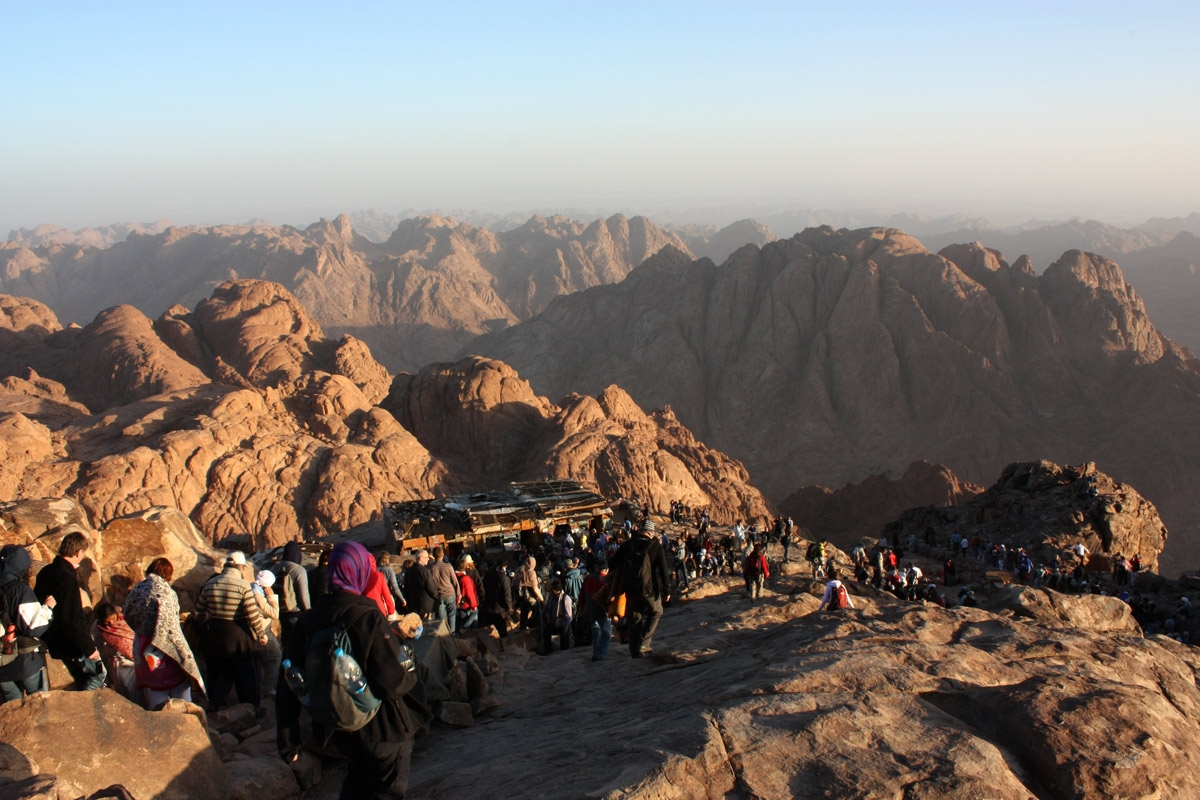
left=333, top=648, right=368, bottom=694
left=281, top=659, right=310, bottom=706
left=2, top=625, right=15, bottom=656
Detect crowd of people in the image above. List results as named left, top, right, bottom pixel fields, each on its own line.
left=9, top=502, right=1197, bottom=797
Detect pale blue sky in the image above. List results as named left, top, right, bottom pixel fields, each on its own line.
left=2, top=1, right=1197, bottom=232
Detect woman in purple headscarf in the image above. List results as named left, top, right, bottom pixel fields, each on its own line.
left=277, top=541, right=424, bottom=796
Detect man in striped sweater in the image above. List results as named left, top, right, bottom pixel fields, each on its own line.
left=194, top=552, right=268, bottom=710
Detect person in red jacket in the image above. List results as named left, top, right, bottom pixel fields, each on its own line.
left=364, top=554, right=397, bottom=618
left=743, top=543, right=770, bottom=602
left=455, top=559, right=479, bottom=631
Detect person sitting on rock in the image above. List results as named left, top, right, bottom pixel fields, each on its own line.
left=1177, top=596, right=1192, bottom=619
left=35, top=531, right=106, bottom=691
left=124, top=558, right=205, bottom=709
left=0, top=544, right=53, bottom=703
left=91, top=601, right=138, bottom=702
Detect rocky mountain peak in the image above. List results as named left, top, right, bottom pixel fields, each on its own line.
left=193, top=279, right=326, bottom=389
left=305, top=213, right=356, bottom=245
left=1040, top=250, right=1180, bottom=363
left=470, top=224, right=1200, bottom=572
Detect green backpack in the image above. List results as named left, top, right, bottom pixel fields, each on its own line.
left=303, top=612, right=382, bottom=733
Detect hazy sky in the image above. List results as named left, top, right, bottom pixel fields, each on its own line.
left=3, top=1, right=1198, bottom=233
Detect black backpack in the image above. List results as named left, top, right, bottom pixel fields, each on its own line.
left=303, top=611, right=382, bottom=733
left=628, top=536, right=658, bottom=597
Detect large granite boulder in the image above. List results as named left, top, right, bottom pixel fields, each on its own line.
left=0, top=691, right=230, bottom=799
left=890, top=460, right=1169, bottom=573
left=98, top=506, right=222, bottom=610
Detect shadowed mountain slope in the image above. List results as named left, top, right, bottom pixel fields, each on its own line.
left=467, top=226, right=1200, bottom=573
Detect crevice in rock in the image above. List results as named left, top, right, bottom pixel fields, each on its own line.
left=711, top=713, right=751, bottom=799
left=918, top=691, right=1058, bottom=800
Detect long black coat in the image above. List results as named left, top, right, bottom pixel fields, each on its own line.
left=481, top=568, right=513, bottom=615
left=277, top=591, right=419, bottom=757
left=34, top=557, right=93, bottom=660
left=402, top=563, right=438, bottom=617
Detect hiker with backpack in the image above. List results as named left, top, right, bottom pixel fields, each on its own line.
left=743, top=543, right=770, bottom=601
left=806, top=540, right=826, bottom=579
left=275, top=541, right=311, bottom=646
left=0, top=544, right=52, bottom=702
left=817, top=578, right=854, bottom=611
left=278, top=541, right=424, bottom=798
left=608, top=518, right=670, bottom=658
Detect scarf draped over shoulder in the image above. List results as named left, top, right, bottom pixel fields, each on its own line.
left=124, top=573, right=205, bottom=691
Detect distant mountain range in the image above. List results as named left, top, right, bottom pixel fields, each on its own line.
left=0, top=213, right=691, bottom=373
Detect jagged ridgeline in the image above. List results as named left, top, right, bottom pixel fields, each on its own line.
left=0, top=213, right=699, bottom=375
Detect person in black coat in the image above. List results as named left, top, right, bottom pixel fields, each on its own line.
left=609, top=520, right=671, bottom=658
left=481, top=561, right=513, bottom=638
left=34, top=532, right=106, bottom=690
left=278, top=541, right=423, bottom=799
left=402, top=550, right=438, bottom=619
